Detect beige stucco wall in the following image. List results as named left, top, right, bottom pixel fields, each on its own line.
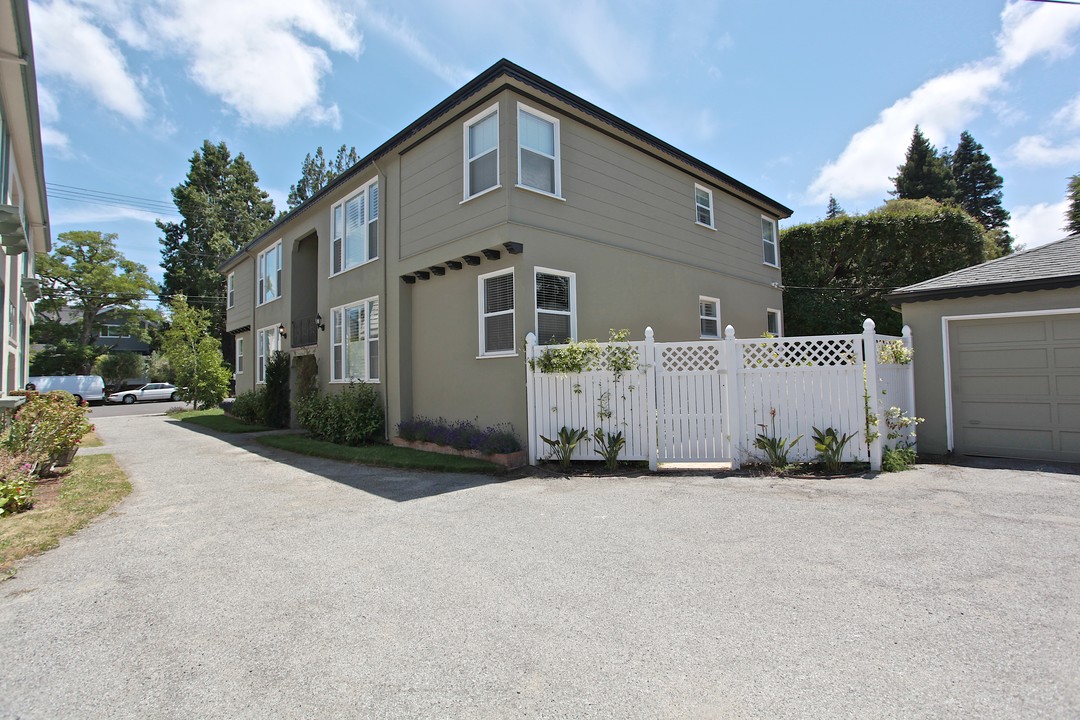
left=899, top=287, right=1080, bottom=455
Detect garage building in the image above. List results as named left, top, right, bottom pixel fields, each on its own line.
left=889, top=235, right=1080, bottom=463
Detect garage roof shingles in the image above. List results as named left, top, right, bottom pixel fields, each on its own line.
left=888, top=234, right=1080, bottom=304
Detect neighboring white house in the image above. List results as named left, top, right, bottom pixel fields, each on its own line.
left=0, top=0, right=50, bottom=403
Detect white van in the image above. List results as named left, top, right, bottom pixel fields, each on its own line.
left=26, top=375, right=106, bottom=405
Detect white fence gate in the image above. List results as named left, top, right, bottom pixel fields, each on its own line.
left=525, top=319, right=915, bottom=471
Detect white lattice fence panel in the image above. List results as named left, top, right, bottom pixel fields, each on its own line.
left=533, top=371, right=651, bottom=462
left=740, top=335, right=861, bottom=370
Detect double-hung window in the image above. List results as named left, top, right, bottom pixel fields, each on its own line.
left=255, top=326, right=280, bottom=384
left=517, top=103, right=560, bottom=197
left=330, top=297, right=379, bottom=382
left=464, top=105, right=499, bottom=200
left=479, top=269, right=515, bottom=356
left=699, top=297, right=720, bottom=338
left=257, top=241, right=282, bottom=305
left=535, top=268, right=575, bottom=345
left=762, top=216, right=779, bottom=267
left=235, top=336, right=245, bottom=374
left=331, top=179, right=379, bottom=275
left=695, top=185, right=714, bottom=228
left=227, top=272, right=235, bottom=308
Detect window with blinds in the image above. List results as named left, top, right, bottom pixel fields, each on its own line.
left=762, top=216, right=779, bottom=267
left=517, top=103, right=560, bottom=197
left=257, top=241, right=281, bottom=305
left=330, top=297, right=380, bottom=382
left=699, top=297, right=720, bottom=338
left=465, top=105, right=499, bottom=199
left=331, top=178, right=379, bottom=275
left=480, top=269, right=515, bottom=355
left=535, top=269, right=575, bottom=345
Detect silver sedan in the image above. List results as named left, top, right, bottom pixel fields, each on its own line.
left=107, top=383, right=180, bottom=404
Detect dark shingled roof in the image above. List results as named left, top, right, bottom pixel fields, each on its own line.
left=887, top=234, right=1080, bottom=304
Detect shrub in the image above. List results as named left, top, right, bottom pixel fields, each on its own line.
left=4, top=391, right=94, bottom=471
left=0, top=451, right=35, bottom=516
left=263, top=351, right=291, bottom=428
left=297, top=383, right=384, bottom=446
left=230, top=388, right=267, bottom=426
left=395, top=416, right=522, bottom=454
left=882, top=446, right=917, bottom=472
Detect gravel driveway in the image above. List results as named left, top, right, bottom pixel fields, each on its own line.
left=1, top=414, right=1078, bottom=719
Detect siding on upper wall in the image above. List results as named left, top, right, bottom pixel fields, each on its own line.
left=226, top=257, right=255, bottom=332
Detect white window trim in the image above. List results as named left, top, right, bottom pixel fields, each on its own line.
left=462, top=103, right=501, bottom=202
left=762, top=216, right=780, bottom=268
left=767, top=308, right=784, bottom=337
left=329, top=178, right=379, bottom=278
left=227, top=272, right=235, bottom=308
left=478, top=268, right=517, bottom=358
left=516, top=102, right=562, bottom=199
left=257, top=241, right=282, bottom=307
left=699, top=296, right=721, bottom=339
left=534, top=267, right=576, bottom=345
left=255, top=325, right=280, bottom=384
left=329, top=296, right=380, bottom=383
left=235, top=335, right=245, bottom=375
left=694, top=184, right=715, bottom=230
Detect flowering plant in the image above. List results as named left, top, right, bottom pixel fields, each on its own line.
left=4, top=391, right=94, bottom=470
left=0, top=450, right=36, bottom=516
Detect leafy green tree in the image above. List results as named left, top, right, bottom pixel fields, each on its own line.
left=145, top=351, right=174, bottom=383
left=1067, top=172, right=1080, bottom=236
left=157, top=140, right=275, bottom=344
left=951, top=131, right=1011, bottom=254
left=890, top=126, right=956, bottom=203
left=286, top=143, right=360, bottom=210
left=161, top=296, right=231, bottom=410
left=94, top=352, right=145, bottom=389
left=781, top=198, right=989, bottom=335
left=826, top=195, right=845, bottom=219
left=32, top=230, right=160, bottom=373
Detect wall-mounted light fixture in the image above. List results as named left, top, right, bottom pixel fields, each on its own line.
left=278, top=323, right=287, bottom=339
left=315, top=313, right=325, bottom=331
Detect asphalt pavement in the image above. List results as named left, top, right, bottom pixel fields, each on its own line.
left=0, top=414, right=1077, bottom=719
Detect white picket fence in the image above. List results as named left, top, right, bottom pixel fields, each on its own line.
left=524, top=319, right=915, bottom=471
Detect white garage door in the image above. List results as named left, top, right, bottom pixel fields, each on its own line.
left=950, top=313, right=1080, bottom=462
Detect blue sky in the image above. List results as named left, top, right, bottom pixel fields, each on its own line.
left=29, top=0, right=1080, bottom=287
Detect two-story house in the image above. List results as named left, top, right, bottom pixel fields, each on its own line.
left=0, top=0, right=50, bottom=405
left=221, top=59, right=791, bottom=438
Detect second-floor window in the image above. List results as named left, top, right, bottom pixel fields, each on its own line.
left=518, top=103, right=561, bottom=197
left=258, top=241, right=281, bottom=305
left=762, top=217, right=779, bottom=267
left=695, top=185, right=714, bottom=228
left=331, top=297, right=379, bottom=382
left=464, top=105, right=499, bottom=200
left=227, top=272, right=235, bottom=308
left=331, top=179, right=379, bottom=275
left=535, top=268, right=575, bottom=345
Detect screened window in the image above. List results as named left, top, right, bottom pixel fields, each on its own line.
left=695, top=185, right=714, bottom=228
left=257, top=242, right=282, bottom=305
left=235, top=336, right=245, bottom=374
left=535, top=269, right=575, bottom=345
left=331, top=179, right=378, bottom=275
left=227, top=272, right=235, bottom=308
left=479, top=269, right=515, bottom=356
left=517, top=104, right=560, bottom=196
left=331, top=297, right=379, bottom=382
left=699, top=297, right=720, bottom=338
left=767, top=309, right=783, bottom=337
left=762, top=216, right=779, bottom=267
left=256, top=326, right=280, bottom=384
left=464, top=105, right=499, bottom=199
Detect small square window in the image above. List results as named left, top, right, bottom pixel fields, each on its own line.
left=700, top=297, right=720, bottom=338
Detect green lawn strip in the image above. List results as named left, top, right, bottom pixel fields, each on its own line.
left=258, top=434, right=501, bottom=474
left=170, top=408, right=274, bottom=433
left=1, top=454, right=132, bottom=573
left=80, top=430, right=104, bottom=448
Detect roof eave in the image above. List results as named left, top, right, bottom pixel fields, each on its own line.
left=887, top=275, right=1080, bottom=305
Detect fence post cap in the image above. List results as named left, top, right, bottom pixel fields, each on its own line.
left=724, top=325, right=735, bottom=339
left=862, top=318, right=876, bottom=331
left=902, top=325, right=912, bottom=338
left=525, top=332, right=536, bottom=346
left=645, top=326, right=654, bottom=339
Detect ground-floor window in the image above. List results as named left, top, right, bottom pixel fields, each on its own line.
left=331, top=297, right=379, bottom=382
left=256, top=326, right=280, bottom=384
left=700, top=297, right=720, bottom=338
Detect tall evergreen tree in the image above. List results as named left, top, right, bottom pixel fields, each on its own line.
left=890, top=126, right=956, bottom=203
left=825, top=195, right=845, bottom=219
left=158, top=140, right=275, bottom=343
left=1067, top=172, right=1080, bottom=236
left=951, top=131, right=1012, bottom=254
left=286, top=144, right=360, bottom=210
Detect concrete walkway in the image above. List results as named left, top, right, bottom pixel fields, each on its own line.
left=1, top=414, right=1078, bottom=719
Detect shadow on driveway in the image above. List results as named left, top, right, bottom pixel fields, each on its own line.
left=165, top=418, right=516, bottom=502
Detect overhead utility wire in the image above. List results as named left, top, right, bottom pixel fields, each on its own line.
left=46, top=183, right=176, bottom=211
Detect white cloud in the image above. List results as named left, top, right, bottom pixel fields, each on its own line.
left=807, top=0, right=1080, bottom=204
left=1011, top=199, right=1070, bottom=248
left=1010, top=134, right=1080, bottom=166
left=30, top=0, right=149, bottom=121
left=143, top=0, right=361, bottom=128
left=35, top=85, right=71, bottom=153
left=1053, top=93, right=1080, bottom=129
left=557, top=0, right=652, bottom=91
left=361, top=8, right=473, bottom=86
